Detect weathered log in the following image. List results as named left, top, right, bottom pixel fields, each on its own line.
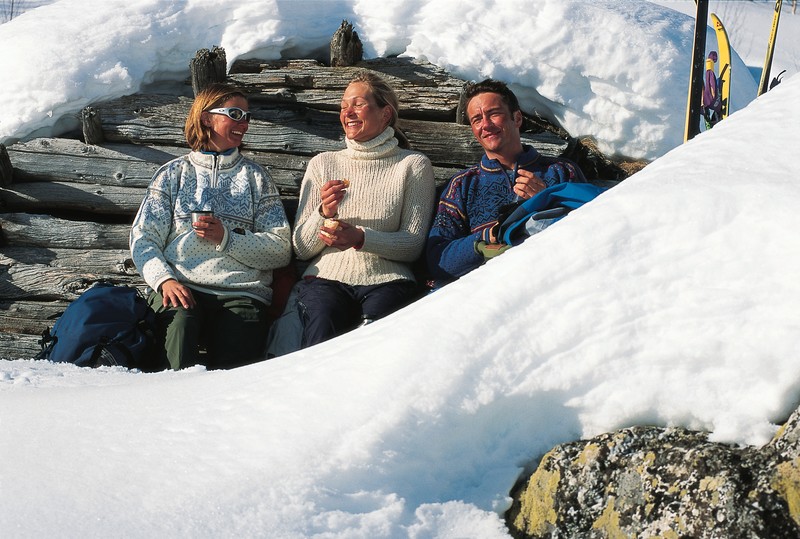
left=0, top=213, right=131, bottom=249
left=0, top=143, right=11, bottom=187
left=0, top=332, right=43, bottom=360
left=3, top=137, right=460, bottom=205
left=90, top=93, right=567, bottom=166
left=330, top=20, right=363, bottom=67
left=81, top=106, right=105, bottom=145
left=229, top=57, right=465, bottom=120
left=1, top=247, right=138, bottom=276
left=190, top=46, right=227, bottom=96
left=0, top=259, right=140, bottom=301
left=6, top=138, right=178, bottom=187
left=0, top=299, right=68, bottom=335
left=0, top=180, right=145, bottom=215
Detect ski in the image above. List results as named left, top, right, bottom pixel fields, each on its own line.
left=684, top=0, right=710, bottom=142
left=757, top=0, right=783, bottom=96
left=710, top=13, right=731, bottom=120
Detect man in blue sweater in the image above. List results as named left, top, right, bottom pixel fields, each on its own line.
left=425, top=79, right=586, bottom=288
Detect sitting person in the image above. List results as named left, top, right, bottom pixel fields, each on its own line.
left=130, top=83, right=292, bottom=370
left=426, top=78, right=586, bottom=288
left=291, top=71, right=436, bottom=347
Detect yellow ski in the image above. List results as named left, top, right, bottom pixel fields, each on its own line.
left=710, top=13, right=731, bottom=120
left=758, top=0, right=783, bottom=96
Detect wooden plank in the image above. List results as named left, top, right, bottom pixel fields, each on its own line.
left=0, top=299, right=68, bottom=335
left=228, top=57, right=466, bottom=120
left=92, top=94, right=568, bottom=165
left=0, top=181, right=145, bottom=215
left=0, top=247, right=139, bottom=276
left=0, top=259, right=141, bottom=301
left=0, top=213, right=131, bottom=249
left=0, top=332, right=43, bottom=360
left=6, top=138, right=182, bottom=186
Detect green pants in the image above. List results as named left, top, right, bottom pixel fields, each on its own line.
left=147, top=289, right=269, bottom=371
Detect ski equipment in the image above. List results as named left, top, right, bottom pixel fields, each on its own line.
left=35, top=283, right=157, bottom=368
left=710, top=13, right=731, bottom=120
left=770, top=69, right=787, bottom=90
left=702, top=51, right=722, bottom=129
left=684, top=0, right=710, bottom=142
left=758, top=0, right=783, bottom=96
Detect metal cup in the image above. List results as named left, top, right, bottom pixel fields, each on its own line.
left=191, top=210, right=213, bottom=229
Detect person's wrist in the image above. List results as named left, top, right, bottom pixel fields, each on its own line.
left=319, top=205, right=337, bottom=219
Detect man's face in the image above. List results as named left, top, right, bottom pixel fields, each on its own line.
left=466, top=92, right=523, bottom=162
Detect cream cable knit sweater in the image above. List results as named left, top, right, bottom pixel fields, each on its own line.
left=292, top=127, right=436, bottom=286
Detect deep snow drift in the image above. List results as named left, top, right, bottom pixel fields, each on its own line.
left=2, top=1, right=800, bottom=537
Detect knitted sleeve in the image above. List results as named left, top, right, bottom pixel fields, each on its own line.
left=426, top=170, right=487, bottom=281
left=129, top=160, right=181, bottom=292
left=292, top=156, right=328, bottom=262
left=357, top=154, right=436, bottom=262
left=541, top=158, right=586, bottom=186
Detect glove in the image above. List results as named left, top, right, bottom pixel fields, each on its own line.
left=474, top=241, right=511, bottom=259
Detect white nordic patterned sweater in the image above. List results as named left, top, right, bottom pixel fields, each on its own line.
left=130, top=149, right=292, bottom=304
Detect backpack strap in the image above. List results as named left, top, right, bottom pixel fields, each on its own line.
left=88, top=333, right=137, bottom=368
left=34, top=328, right=57, bottom=361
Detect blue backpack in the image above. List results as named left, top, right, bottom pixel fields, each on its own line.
left=497, top=182, right=606, bottom=246
left=35, top=283, right=157, bottom=368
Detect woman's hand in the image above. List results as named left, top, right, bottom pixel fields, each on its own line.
left=319, top=219, right=364, bottom=251
left=320, top=180, right=348, bottom=218
left=160, top=279, right=196, bottom=309
left=193, top=214, right=225, bottom=245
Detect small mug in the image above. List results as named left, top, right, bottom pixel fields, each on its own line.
left=191, top=210, right=213, bottom=229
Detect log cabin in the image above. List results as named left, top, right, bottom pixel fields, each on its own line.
left=0, top=31, right=637, bottom=360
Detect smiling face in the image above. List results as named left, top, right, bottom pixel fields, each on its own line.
left=339, top=82, right=391, bottom=142
left=202, top=96, right=250, bottom=152
left=466, top=91, right=524, bottom=167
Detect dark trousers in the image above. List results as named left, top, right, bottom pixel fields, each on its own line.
left=147, top=289, right=269, bottom=371
left=296, top=277, right=419, bottom=348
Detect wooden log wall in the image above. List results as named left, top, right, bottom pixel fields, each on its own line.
left=0, top=53, right=627, bottom=360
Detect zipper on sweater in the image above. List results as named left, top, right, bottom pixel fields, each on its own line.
left=211, top=154, right=219, bottom=189
left=502, top=162, right=520, bottom=202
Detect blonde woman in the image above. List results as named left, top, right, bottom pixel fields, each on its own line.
left=291, top=72, right=436, bottom=347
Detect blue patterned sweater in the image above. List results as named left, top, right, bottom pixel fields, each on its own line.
left=426, top=145, right=585, bottom=287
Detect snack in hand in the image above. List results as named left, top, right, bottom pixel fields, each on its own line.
left=320, top=218, right=339, bottom=239
left=341, top=179, right=350, bottom=188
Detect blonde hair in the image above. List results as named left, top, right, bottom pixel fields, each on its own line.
left=348, top=71, right=410, bottom=149
left=184, top=83, right=247, bottom=151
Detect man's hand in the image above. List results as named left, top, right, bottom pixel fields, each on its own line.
left=160, top=279, right=196, bottom=309
left=513, top=169, right=547, bottom=199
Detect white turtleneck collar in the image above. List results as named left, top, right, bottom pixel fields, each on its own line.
left=343, top=126, right=399, bottom=160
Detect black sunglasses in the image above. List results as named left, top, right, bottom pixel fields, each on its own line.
left=208, top=107, right=252, bottom=122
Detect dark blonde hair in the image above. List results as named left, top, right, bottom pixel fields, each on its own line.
left=184, top=83, right=248, bottom=151
left=348, top=71, right=410, bottom=149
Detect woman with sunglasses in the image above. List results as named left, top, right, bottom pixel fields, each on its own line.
left=288, top=71, right=436, bottom=349
left=130, top=83, right=291, bottom=370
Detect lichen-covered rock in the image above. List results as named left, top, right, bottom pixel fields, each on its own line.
left=506, top=406, right=800, bottom=538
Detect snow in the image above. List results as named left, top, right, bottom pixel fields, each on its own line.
left=2, top=1, right=800, bottom=537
